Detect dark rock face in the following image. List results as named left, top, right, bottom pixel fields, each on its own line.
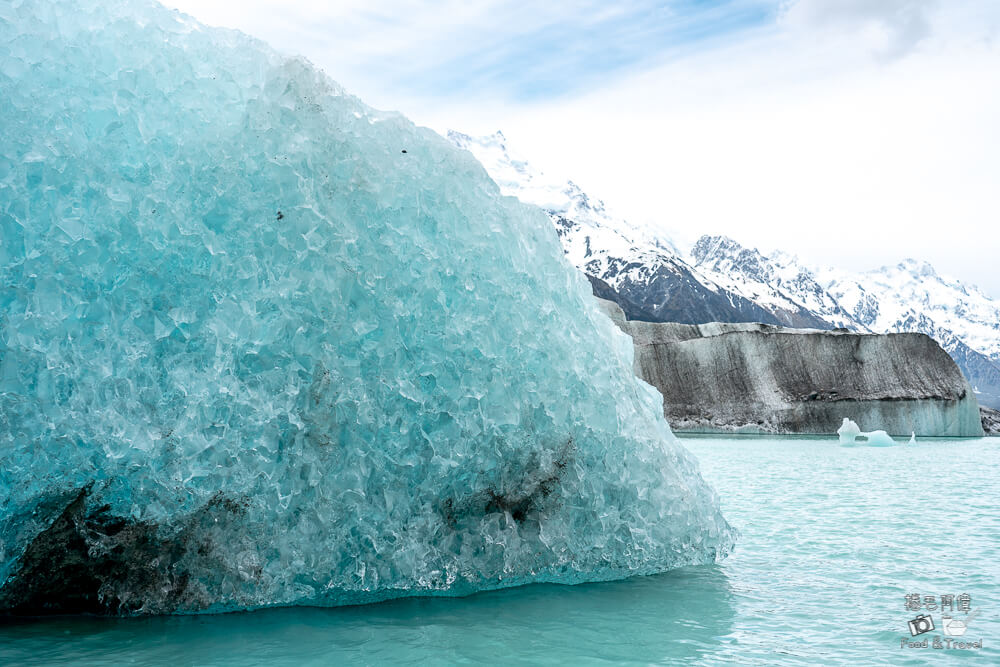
left=585, top=274, right=660, bottom=323
left=689, top=235, right=841, bottom=329
left=982, top=407, right=1000, bottom=436
left=889, top=312, right=1000, bottom=411
left=599, top=260, right=786, bottom=326
left=585, top=268, right=781, bottom=327
left=945, top=340, right=1000, bottom=410
left=596, top=299, right=985, bottom=437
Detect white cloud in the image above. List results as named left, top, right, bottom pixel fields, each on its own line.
left=781, top=0, right=937, bottom=59
left=161, top=0, right=716, bottom=108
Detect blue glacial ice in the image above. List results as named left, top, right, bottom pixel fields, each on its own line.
left=0, top=0, right=735, bottom=614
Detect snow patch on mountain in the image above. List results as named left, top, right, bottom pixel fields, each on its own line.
left=447, top=131, right=773, bottom=325
left=818, top=260, right=1000, bottom=360
left=690, top=236, right=854, bottom=329
left=447, top=130, right=679, bottom=258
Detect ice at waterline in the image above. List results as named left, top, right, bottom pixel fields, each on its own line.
left=836, top=418, right=906, bottom=447
left=0, top=0, right=735, bottom=615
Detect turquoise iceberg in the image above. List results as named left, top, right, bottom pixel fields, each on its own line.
left=0, top=0, right=734, bottom=614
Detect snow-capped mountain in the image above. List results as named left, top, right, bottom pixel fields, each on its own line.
left=820, top=260, right=1000, bottom=409
left=447, top=131, right=786, bottom=326
left=686, top=237, right=1000, bottom=409
left=448, top=130, right=1000, bottom=408
left=819, top=260, right=1000, bottom=360
left=690, top=236, right=853, bottom=329
left=447, top=130, right=680, bottom=256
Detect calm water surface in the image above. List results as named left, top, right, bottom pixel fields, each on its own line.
left=2, top=436, right=998, bottom=665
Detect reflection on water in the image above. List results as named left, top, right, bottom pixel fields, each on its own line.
left=0, top=567, right=735, bottom=666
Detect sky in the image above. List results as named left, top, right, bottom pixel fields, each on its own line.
left=162, top=0, right=1000, bottom=297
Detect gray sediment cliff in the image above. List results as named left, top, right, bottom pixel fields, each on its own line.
left=982, top=407, right=1000, bottom=436
left=597, top=299, right=984, bottom=437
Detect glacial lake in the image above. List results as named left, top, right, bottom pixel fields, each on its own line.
left=2, top=435, right=997, bottom=666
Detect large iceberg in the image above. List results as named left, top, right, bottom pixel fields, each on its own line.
left=0, top=0, right=734, bottom=615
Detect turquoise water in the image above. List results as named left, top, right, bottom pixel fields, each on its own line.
left=2, top=436, right=997, bottom=665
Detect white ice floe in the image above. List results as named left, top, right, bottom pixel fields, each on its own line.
left=837, top=418, right=897, bottom=446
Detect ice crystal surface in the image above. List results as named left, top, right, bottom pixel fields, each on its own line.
left=0, top=0, right=734, bottom=614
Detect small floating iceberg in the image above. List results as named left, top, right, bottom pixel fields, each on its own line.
left=837, top=418, right=897, bottom=447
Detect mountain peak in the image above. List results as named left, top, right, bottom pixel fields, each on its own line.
left=690, top=235, right=768, bottom=274
left=896, top=258, right=937, bottom=278
left=446, top=129, right=508, bottom=154
left=445, top=129, right=471, bottom=143
left=690, top=235, right=746, bottom=262
left=446, top=129, right=656, bottom=245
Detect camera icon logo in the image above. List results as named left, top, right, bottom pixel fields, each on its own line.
left=908, top=614, right=935, bottom=636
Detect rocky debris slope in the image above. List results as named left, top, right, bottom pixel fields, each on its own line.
left=596, top=299, right=984, bottom=437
